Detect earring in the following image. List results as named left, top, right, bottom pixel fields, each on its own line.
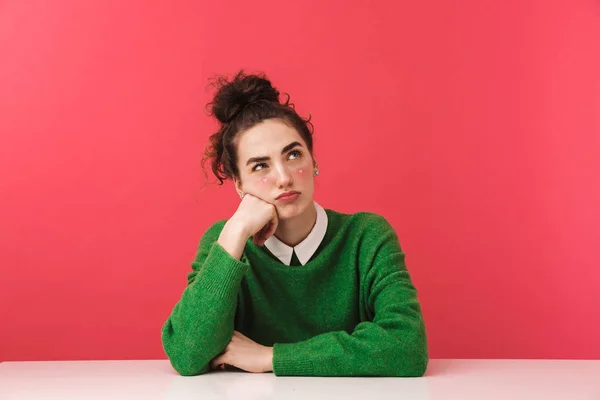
left=314, top=167, right=319, bottom=176
left=240, top=192, right=245, bottom=199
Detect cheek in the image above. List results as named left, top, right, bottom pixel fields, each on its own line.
left=295, top=167, right=308, bottom=180
left=255, top=176, right=270, bottom=186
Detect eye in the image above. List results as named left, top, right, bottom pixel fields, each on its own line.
left=288, top=150, right=302, bottom=160
left=252, top=163, right=268, bottom=172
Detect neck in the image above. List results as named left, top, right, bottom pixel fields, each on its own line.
left=273, top=202, right=317, bottom=247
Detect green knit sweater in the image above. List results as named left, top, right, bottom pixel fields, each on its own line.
left=161, top=209, right=428, bottom=377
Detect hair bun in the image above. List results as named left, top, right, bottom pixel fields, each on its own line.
left=210, top=70, right=280, bottom=124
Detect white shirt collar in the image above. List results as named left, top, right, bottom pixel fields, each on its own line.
left=264, top=202, right=328, bottom=266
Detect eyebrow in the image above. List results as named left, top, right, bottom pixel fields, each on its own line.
left=246, top=141, right=302, bottom=166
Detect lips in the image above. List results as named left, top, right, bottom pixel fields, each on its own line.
left=276, top=191, right=300, bottom=200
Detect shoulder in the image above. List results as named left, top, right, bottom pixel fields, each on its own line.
left=326, top=208, right=396, bottom=235
left=353, top=211, right=394, bottom=230
left=326, top=209, right=406, bottom=278
left=324, top=208, right=401, bottom=252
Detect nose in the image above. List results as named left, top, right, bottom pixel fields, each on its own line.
left=273, top=163, right=293, bottom=188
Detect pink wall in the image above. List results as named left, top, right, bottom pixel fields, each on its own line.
left=1, top=0, right=599, bottom=362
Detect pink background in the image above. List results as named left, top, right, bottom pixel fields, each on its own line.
left=1, top=0, right=599, bottom=362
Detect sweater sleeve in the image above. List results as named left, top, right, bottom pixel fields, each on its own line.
left=161, top=221, right=249, bottom=376
left=272, top=216, right=428, bottom=377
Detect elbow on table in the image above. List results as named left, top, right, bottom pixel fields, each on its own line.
left=162, top=332, right=210, bottom=376
left=400, top=354, right=428, bottom=377
left=170, top=359, right=208, bottom=377
left=385, top=344, right=429, bottom=377
left=164, top=348, right=210, bottom=376
left=393, top=327, right=429, bottom=377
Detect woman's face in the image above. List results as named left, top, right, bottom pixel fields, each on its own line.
left=233, top=118, right=316, bottom=220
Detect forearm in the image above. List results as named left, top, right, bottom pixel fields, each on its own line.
left=273, top=318, right=428, bottom=377
left=161, top=243, right=249, bottom=376
left=217, top=220, right=249, bottom=261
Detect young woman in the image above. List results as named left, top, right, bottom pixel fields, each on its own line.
left=161, top=71, right=428, bottom=377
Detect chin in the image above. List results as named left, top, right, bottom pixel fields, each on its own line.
left=276, top=201, right=307, bottom=220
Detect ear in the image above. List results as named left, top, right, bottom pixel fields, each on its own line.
left=233, top=176, right=244, bottom=197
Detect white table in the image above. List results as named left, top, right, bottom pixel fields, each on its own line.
left=1, top=359, right=599, bottom=400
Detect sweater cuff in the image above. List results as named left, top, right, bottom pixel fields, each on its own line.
left=272, top=342, right=317, bottom=376
left=194, top=242, right=249, bottom=298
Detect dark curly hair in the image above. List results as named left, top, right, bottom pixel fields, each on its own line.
left=202, top=70, right=315, bottom=185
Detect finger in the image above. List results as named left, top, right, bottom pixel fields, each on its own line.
left=209, top=358, right=220, bottom=370
left=264, top=220, right=277, bottom=241
left=210, top=354, right=226, bottom=370
left=233, top=330, right=247, bottom=339
left=253, top=225, right=265, bottom=246
left=254, top=224, right=270, bottom=247
left=268, top=209, right=279, bottom=237
left=259, top=224, right=272, bottom=244
left=254, top=233, right=265, bottom=247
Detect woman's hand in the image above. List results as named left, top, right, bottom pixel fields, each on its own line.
left=209, top=331, right=274, bottom=373
left=234, top=193, right=279, bottom=246
left=218, top=194, right=279, bottom=260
